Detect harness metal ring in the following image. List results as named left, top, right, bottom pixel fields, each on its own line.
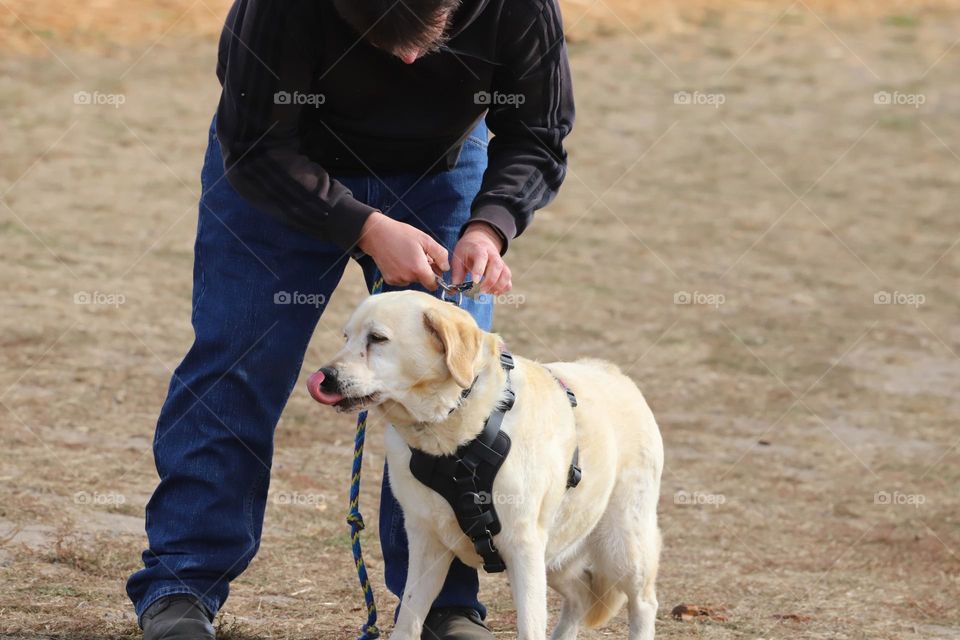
left=436, top=276, right=473, bottom=306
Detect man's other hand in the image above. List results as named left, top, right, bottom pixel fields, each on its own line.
left=452, top=222, right=511, bottom=295
left=357, top=211, right=449, bottom=290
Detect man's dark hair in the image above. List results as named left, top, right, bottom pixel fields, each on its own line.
left=333, top=0, right=461, bottom=53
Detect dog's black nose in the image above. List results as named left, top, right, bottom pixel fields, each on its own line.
left=319, top=367, right=339, bottom=390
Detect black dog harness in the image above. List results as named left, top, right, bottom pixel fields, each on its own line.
left=408, top=351, right=581, bottom=573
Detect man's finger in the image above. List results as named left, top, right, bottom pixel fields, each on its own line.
left=409, top=247, right=442, bottom=291
left=422, top=237, right=450, bottom=273
left=451, top=248, right=468, bottom=285
left=415, top=260, right=440, bottom=290
left=481, top=258, right=503, bottom=294
left=469, top=251, right=489, bottom=289
left=494, top=266, right=513, bottom=295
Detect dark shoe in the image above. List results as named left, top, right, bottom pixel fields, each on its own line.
left=142, top=595, right=215, bottom=640
left=422, top=607, right=492, bottom=639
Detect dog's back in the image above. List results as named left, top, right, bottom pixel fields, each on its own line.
left=541, top=358, right=663, bottom=638
left=545, top=358, right=663, bottom=478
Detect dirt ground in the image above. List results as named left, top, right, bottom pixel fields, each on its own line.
left=2, top=1, right=959, bottom=639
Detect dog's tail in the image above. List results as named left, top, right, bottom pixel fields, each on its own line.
left=583, top=571, right=627, bottom=629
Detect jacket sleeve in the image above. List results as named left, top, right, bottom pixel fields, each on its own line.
left=216, top=0, right=374, bottom=251
left=466, top=0, right=575, bottom=253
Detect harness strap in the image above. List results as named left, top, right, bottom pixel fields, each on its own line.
left=553, top=375, right=583, bottom=490
left=567, top=446, right=582, bottom=489
left=409, top=351, right=515, bottom=573
left=408, top=353, right=583, bottom=574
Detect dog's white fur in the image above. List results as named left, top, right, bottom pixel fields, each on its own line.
left=319, top=291, right=663, bottom=640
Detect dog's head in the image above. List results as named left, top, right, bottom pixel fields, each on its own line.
left=308, top=291, right=493, bottom=423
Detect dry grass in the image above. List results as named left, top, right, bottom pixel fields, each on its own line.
left=3, top=0, right=960, bottom=53
left=2, top=1, right=960, bottom=639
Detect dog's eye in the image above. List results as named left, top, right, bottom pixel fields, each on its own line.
left=368, top=333, right=389, bottom=344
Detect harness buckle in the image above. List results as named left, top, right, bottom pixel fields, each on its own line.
left=499, top=351, right=515, bottom=370
left=473, top=534, right=495, bottom=555
left=483, top=558, right=507, bottom=573
left=567, top=464, right=582, bottom=489
left=500, top=388, right=516, bottom=411
left=473, top=534, right=507, bottom=573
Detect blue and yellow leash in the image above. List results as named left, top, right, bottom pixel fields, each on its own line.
left=348, top=273, right=384, bottom=640
left=346, top=272, right=476, bottom=640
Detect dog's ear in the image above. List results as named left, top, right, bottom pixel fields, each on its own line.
left=423, top=307, right=483, bottom=388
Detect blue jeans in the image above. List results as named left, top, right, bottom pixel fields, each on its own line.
left=126, top=117, right=492, bottom=623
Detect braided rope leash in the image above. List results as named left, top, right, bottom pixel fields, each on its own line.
left=347, top=274, right=384, bottom=640
left=347, top=274, right=475, bottom=639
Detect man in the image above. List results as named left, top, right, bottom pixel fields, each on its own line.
left=125, top=0, right=573, bottom=638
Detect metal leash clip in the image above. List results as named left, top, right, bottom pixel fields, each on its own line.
left=436, top=276, right=476, bottom=306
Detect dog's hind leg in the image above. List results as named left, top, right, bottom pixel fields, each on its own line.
left=624, top=539, right=659, bottom=640
left=626, top=585, right=658, bottom=640
left=546, top=559, right=591, bottom=640
left=618, top=494, right=660, bottom=640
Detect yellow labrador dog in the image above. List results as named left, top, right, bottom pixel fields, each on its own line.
left=308, top=291, right=663, bottom=640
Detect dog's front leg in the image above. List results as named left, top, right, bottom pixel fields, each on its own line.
left=390, top=522, right=453, bottom=640
left=503, top=531, right=549, bottom=640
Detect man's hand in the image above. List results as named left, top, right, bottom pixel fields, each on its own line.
left=357, top=211, right=449, bottom=289
left=451, top=222, right=512, bottom=295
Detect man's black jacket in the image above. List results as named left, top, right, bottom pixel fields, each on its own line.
left=215, top=0, right=574, bottom=252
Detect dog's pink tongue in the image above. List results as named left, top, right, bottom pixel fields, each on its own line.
left=307, top=370, right=344, bottom=405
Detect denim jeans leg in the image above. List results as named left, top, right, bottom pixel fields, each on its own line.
left=126, top=121, right=353, bottom=622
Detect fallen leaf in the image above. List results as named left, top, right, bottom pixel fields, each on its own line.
left=773, top=613, right=811, bottom=623
left=671, top=603, right=729, bottom=622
